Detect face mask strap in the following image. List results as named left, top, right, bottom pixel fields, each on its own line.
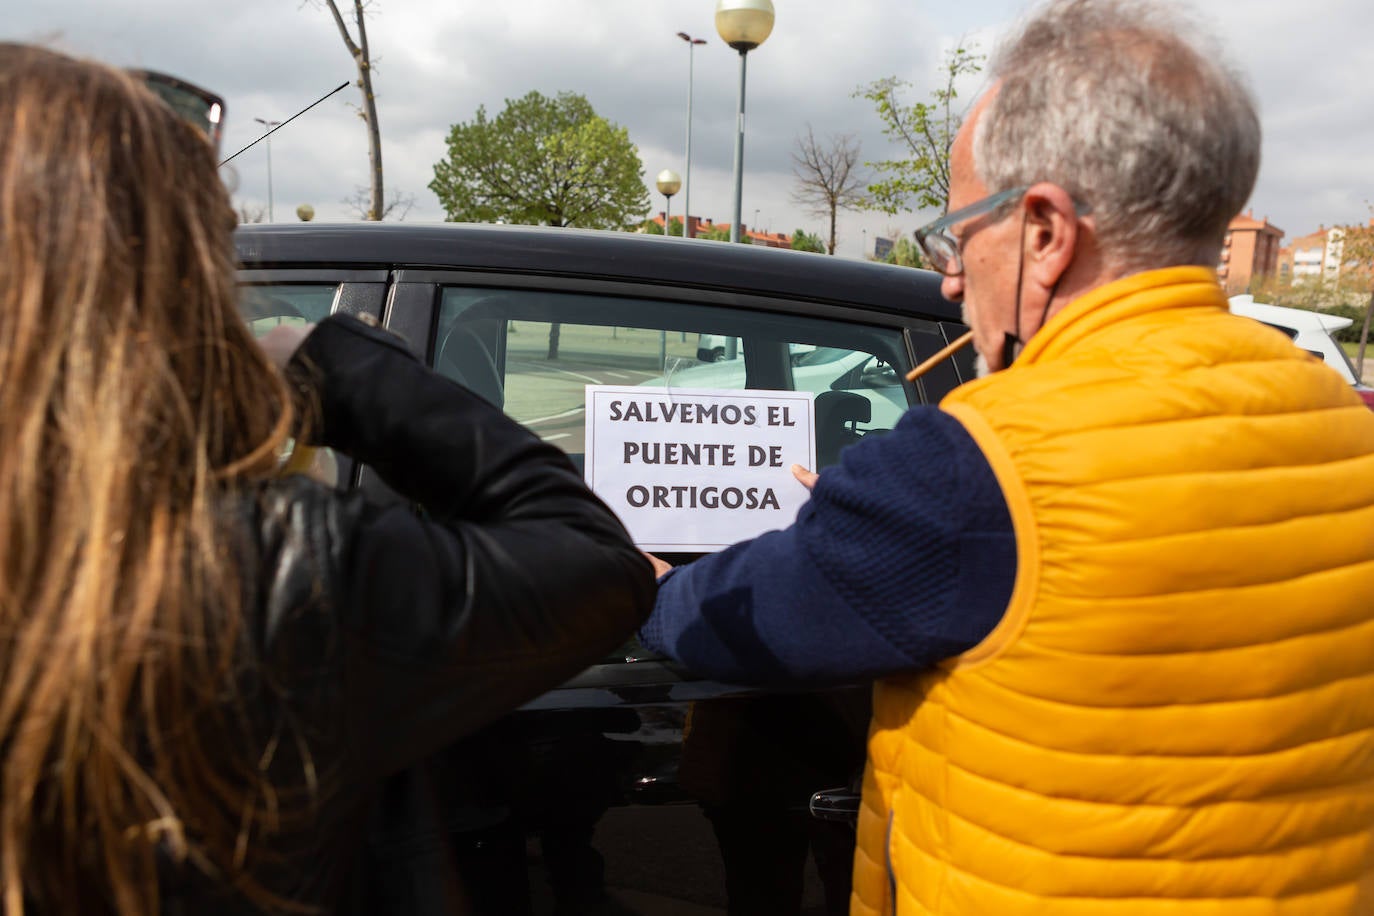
left=999, top=207, right=1063, bottom=370
left=1002, top=208, right=1030, bottom=369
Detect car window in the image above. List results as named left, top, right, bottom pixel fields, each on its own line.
left=237, top=283, right=344, bottom=487
left=239, top=283, right=339, bottom=337
left=1256, top=321, right=1299, bottom=341
left=791, top=345, right=853, bottom=367
left=434, top=287, right=913, bottom=471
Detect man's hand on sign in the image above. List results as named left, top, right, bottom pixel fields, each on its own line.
left=792, top=464, right=819, bottom=491
left=643, top=551, right=675, bottom=579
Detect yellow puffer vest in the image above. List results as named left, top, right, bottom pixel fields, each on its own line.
left=851, top=267, right=1374, bottom=916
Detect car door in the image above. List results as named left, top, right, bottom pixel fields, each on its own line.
left=235, top=256, right=966, bottom=910
left=376, top=270, right=960, bottom=691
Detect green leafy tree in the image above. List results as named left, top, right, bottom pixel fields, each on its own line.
left=431, top=90, right=649, bottom=356
left=790, top=229, right=826, bottom=253
left=883, top=237, right=927, bottom=269
left=430, top=90, right=649, bottom=229
left=641, top=217, right=684, bottom=236
left=700, top=225, right=752, bottom=244
left=1249, top=271, right=1368, bottom=315
left=1341, top=217, right=1374, bottom=376
left=856, top=43, right=983, bottom=215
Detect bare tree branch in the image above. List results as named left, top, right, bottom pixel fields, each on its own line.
left=790, top=124, right=866, bottom=255
left=236, top=204, right=267, bottom=224
left=342, top=185, right=416, bottom=220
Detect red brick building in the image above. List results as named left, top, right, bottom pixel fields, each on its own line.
left=1217, top=211, right=1283, bottom=294
left=648, top=213, right=792, bottom=248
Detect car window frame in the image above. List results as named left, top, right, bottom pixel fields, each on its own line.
left=237, top=269, right=389, bottom=491
left=387, top=269, right=966, bottom=398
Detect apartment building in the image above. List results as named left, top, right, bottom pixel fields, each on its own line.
left=1277, top=226, right=1329, bottom=283
left=1217, top=210, right=1283, bottom=294
left=1276, top=220, right=1374, bottom=285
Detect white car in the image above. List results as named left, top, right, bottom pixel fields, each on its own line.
left=1228, top=295, right=1374, bottom=408
left=650, top=341, right=907, bottom=433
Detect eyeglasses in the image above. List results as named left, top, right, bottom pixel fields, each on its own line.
left=914, top=185, right=1094, bottom=276
left=913, top=185, right=1029, bottom=277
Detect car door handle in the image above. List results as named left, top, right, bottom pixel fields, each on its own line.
left=809, top=787, right=861, bottom=823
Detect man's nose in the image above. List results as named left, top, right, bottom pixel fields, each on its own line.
left=941, top=272, right=965, bottom=303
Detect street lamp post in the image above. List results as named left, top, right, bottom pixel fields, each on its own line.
left=657, top=168, right=682, bottom=237
left=715, top=0, right=774, bottom=244
left=676, top=32, right=707, bottom=238
left=655, top=169, right=682, bottom=367
left=253, top=117, right=282, bottom=222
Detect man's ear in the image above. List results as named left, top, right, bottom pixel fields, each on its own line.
left=1021, top=182, right=1079, bottom=289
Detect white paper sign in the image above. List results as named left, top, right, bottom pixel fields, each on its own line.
left=584, top=385, right=816, bottom=552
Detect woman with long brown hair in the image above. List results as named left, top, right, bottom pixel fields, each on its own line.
left=0, top=43, right=654, bottom=914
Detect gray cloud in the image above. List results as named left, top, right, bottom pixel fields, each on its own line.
left=9, top=0, right=1374, bottom=252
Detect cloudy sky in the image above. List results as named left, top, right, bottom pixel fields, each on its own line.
left=13, top=0, right=1373, bottom=257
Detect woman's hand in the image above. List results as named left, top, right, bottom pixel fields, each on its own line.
left=257, top=323, right=316, bottom=370
left=791, top=464, right=819, bottom=491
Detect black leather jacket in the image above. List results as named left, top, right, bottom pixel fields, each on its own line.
left=159, top=315, right=655, bottom=913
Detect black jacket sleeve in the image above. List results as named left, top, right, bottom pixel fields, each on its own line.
left=287, top=314, right=656, bottom=778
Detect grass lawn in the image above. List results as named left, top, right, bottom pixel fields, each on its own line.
left=1340, top=341, right=1373, bottom=384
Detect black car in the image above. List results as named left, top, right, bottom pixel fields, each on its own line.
left=235, top=222, right=971, bottom=915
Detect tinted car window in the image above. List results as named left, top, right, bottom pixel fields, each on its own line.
left=237, top=283, right=344, bottom=486
left=239, top=283, right=339, bottom=336
left=435, top=287, right=910, bottom=470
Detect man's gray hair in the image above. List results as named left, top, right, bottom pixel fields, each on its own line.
left=974, top=0, right=1260, bottom=271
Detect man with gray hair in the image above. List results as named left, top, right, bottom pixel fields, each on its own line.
left=639, top=0, right=1374, bottom=911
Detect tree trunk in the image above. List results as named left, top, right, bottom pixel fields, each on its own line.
left=546, top=219, right=563, bottom=358
left=323, top=0, right=384, bottom=220
left=827, top=203, right=838, bottom=255
left=1358, top=288, right=1374, bottom=381
left=352, top=0, right=384, bottom=220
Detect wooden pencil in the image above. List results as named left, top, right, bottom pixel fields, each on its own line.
left=905, top=330, right=975, bottom=382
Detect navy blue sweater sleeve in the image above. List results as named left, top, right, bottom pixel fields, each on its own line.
left=637, top=406, right=1016, bottom=686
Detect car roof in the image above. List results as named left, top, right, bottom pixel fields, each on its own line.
left=1228, top=294, right=1354, bottom=333
left=1229, top=294, right=1362, bottom=387
left=234, top=222, right=958, bottom=322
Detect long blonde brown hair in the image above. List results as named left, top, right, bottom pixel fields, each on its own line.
left=0, top=44, right=297, bottom=912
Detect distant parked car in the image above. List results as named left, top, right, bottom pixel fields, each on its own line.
left=647, top=342, right=907, bottom=441
left=1229, top=294, right=1374, bottom=408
